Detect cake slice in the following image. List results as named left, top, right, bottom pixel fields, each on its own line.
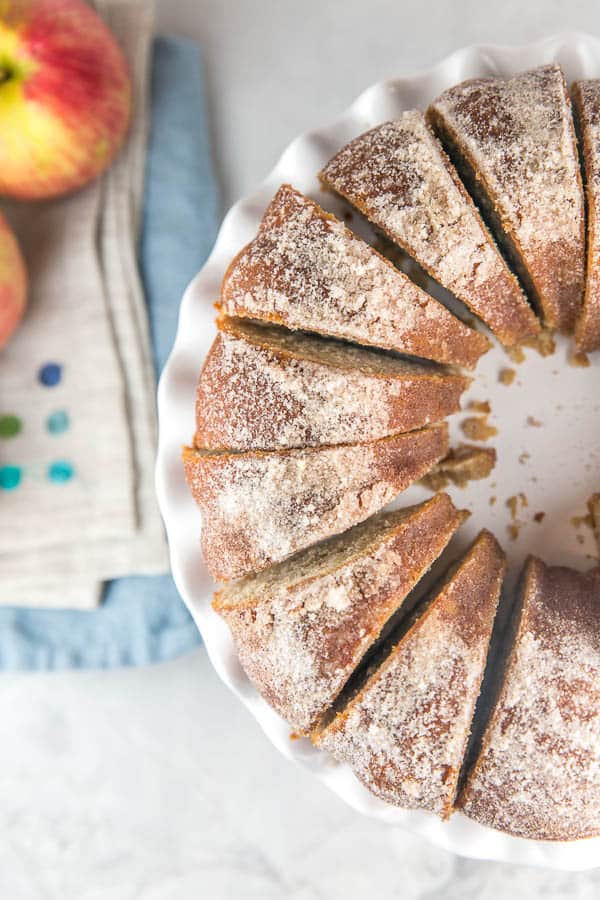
left=213, top=493, right=467, bottom=734
left=320, top=112, right=539, bottom=347
left=196, top=318, right=470, bottom=451
left=572, top=80, right=600, bottom=352
left=220, top=184, right=489, bottom=369
left=428, top=65, right=585, bottom=334
left=313, top=530, right=505, bottom=817
left=183, top=424, right=448, bottom=581
left=459, top=557, right=600, bottom=840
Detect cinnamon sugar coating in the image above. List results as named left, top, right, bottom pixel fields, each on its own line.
left=429, top=65, right=585, bottom=334
left=220, top=184, right=489, bottom=368
left=195, top=318, right=470, bottom=451
left=320, top=111, right=539, bottom=346
left=183, top=424, right=448, bottom=581
left=314, top=530, right=505, bottom=817
left=573, top=80, right=600, bottom=352
left=459, top=558, right=600, bottom=840
left=214, top=494, right=466, bottom=734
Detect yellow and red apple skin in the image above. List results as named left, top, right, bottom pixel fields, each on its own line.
left=0, top=213, right=27, bottom=349
left=0, top=0, right=132, bottom=199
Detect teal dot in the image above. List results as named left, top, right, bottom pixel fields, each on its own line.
left=0, top=414, right=22, bottom=438
left=46, top=410, right=69, bottom=435
left=48, top=460, right=74, bottom=483
left=0, top=465, right=22, bottom=490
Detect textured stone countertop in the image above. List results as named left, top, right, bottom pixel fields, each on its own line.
left=2, top=650, right=600, bottom=898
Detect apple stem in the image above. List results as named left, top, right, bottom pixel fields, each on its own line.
left=0, top=66, right=12, bottom=85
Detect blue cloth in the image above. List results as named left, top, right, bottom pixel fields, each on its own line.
left=0, top=37, right=219, bottom=670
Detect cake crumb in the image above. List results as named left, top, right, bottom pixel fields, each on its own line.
left=421, top=444, right=496, bottom=491
left=588, top=494, right=600, bottom=558
left=534, top=512, right=545, bottom=524
left=571, top=513, right=593, bottom=531
left=499, top=367, right=516, bottom=386
left=519, top=452, right=531, bottom=464
left=489, top=496, right=496, bottom=506
left=506, top=345, right=526, bottom=364
left=522, top=329, right=556, bottom=357
left=420, top=469, right=450, bottom=491
left=507, top=493, right=528, bottom=518
left=526, top=416, right=542, bottom=428
left=570, top=351, right=591, bottom=368
left=571, top=513, right=593, bottom=528
left=468, top=400, right=491, bottom=414
left=506, top=494, right=528, bottom=540
left=507, top=522, right=522, bottom=541
left=460, top=416, right=498, bottom=442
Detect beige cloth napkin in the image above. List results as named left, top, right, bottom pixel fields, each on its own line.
left=0, top=0, right=169, bottom=608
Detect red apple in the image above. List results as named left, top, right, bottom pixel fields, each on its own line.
left=0, top=0, right=132, bottom=199
left=0, top=213, right=27, bottom=349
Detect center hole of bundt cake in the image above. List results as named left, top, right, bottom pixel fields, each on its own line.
left=397, top=332, right=600, bottom=584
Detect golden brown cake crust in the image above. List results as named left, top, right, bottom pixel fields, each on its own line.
left=459, top=557, right=600, bottom=841
left=183, top=424, right=448, bottom=581
left=194, top=318, right=470, bottom=451
left=320, top=111, right=539, bottom=347
left=429, top=65, right=585, bottom=334
left=213, top=495, right=465, bottom=734
left=313, top=530, right=506, bottom=817
left=219, top=184, right=489, bottom=368
left=573, top=80, right=600, bottom=352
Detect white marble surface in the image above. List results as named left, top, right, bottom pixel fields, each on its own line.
left=4, top=1, right=600, bottom=897
left=2, top=650, right=600, bottom=899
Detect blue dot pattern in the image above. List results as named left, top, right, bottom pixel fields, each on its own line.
left=46, top=410, right=69, bottom=435
left=39, top=363, right=62, bottom=387
left=48, top=460, right=74, bottom=484
left=0, top=465, right=22, bottom=490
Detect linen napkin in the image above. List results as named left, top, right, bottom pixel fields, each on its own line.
left=0, top=0, right=169, bottom=606
left=0, top=35, right=218, bottom=667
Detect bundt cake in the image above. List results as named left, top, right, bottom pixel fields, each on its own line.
left=458, top=557, right=600, bottom=840
left=319, top=111, right=539, bottom=346
left=195, top=318, right=470, bottom=451
left=184, top=424, right=448, bottom=581
left=428, top=65, right=585, bottom=334
left=220, top=184, right=489, bottom=368
left=572, top=79, right=600, bottom=352
left=184, top=60, right=600, bottom=847
left=213, top=494, right=467, bottom=734
left=313, top=530, right=505, bottom=817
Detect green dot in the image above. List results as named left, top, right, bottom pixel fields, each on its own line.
left=0, top=414, right=22, bottom=438
left=48, top=460, right=74, bottom=483
left=0, top=465, right=22, bottom=490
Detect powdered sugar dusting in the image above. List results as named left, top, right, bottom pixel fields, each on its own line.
left=220, top=185, right=488, bottom=367
left=321, top=112, right=537, bottom=345
left=316, top=530, right=505, bottom=816
left=195, top=322, right=468, bottom=450
left=215, top=495, right=464, bottom=733
left=460, top=559, right=600, bottom=840
left=184, top=426, right=448, bottom=581
left=431, top=65, right=585, bottom=332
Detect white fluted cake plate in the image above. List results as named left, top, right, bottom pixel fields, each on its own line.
left=156, top=33, right=600, bottom=870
